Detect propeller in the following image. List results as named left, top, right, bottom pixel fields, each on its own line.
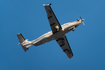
left=82, top=22, right=85, bottom=26
left=80, top=16, right=85, bottom=26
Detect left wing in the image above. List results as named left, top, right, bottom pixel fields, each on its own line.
left=43, top=4, right=62, bottom=34
left=56, top=36, right=73, bottom=59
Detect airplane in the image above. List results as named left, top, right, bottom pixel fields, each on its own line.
left=17, top=3, right=84, bottom=59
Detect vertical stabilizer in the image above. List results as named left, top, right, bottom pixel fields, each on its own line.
left=17, top=33, right=25, bottom=43
left=17, top=33, right=32, bottom=52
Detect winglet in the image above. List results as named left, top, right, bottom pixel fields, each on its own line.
left=43, top=3, right=52, bottom=6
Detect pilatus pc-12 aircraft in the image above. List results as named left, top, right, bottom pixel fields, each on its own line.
left=17, top=3, right=84, bottom=59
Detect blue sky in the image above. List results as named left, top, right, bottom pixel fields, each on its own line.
left=0, top=0, right=105, bottom=70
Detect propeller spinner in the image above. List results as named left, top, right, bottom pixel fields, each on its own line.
left=80, top=16, right=85, bottom=26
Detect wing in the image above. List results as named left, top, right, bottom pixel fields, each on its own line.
left=56, top=36, right=73, bottom=59
left=43, top=4, right=62, bottom=34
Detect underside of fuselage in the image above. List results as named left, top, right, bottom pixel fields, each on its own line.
left=33, top=21, right=80, bottom=46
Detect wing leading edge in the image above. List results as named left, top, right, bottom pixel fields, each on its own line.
left=43, top=4, right=62, bottom=34
left=56, top=36, right=73, bottom=59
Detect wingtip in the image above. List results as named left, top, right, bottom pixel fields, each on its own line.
left=43, top=3, right=52, bottom=6
left=17, top=33, right=22, bottom=35
left=68, top=54, right=73, bottom=59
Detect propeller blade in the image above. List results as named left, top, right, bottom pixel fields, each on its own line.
left=79, top=16, right=85, bottom=26
left=83, top=22, right=85, bottom=26
left=80, top=16, right=82, bottom=20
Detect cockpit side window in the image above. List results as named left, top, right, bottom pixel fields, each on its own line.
left=77, top=19, right=79, bottom=21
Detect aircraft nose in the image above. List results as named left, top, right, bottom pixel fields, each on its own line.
left=81, top=19, right=85, bottom=25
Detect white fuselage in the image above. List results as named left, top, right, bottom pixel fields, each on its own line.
left=31, top=20, right=82, bottom=46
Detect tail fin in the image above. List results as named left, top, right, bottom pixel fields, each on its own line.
left=17, top=33, right=32, bottom=52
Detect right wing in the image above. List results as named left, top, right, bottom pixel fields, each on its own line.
left=43, top=4, right=62, bottom=34
left=56, top=36, right=73, bottom=59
